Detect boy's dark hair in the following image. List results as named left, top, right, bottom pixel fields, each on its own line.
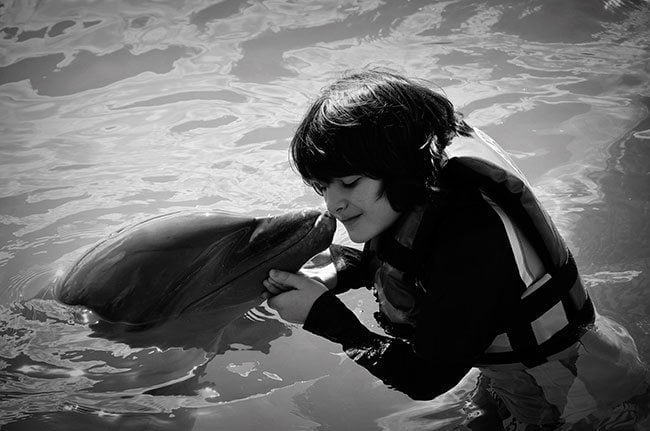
left=290, top=69, right=473, bottom=212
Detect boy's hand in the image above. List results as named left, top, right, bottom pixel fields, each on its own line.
left=262, top=269, right=328, bottom=324
left=297, top=248, right=338, bottom=290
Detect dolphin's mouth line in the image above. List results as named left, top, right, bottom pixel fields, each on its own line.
left=177, top=213, right=331, bottom=314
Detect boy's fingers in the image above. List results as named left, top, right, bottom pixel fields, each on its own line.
left=268, top=269, right=289, bottom=282
left=263, top=278, right=289, bottom=294
left=269, top=269, right=304, bottom=289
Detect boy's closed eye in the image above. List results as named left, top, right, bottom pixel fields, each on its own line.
left=339, top=175, right=362, bottom=188
left=309, top=176, right=362, bottom=195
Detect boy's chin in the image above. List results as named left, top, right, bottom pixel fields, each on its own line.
left=345, top=228, right=370, bottom=244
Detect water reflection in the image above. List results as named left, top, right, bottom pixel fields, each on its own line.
left=1, top=0, right=649, bottom=429
left=577, top=100, right=650, bottom=360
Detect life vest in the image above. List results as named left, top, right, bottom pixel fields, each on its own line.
left=370, top=129, right=595, bottom=367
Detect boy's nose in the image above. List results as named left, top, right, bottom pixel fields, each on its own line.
left=324, top=187, right=347, bottom=215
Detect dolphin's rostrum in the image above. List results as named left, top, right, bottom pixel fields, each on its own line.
left=55, top=210, right=336, bottom=327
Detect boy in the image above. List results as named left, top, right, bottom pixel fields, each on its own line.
left=262, top=70, right=648, bottom=429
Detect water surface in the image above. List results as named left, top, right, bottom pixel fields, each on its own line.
left=1, top=0, right=649, bottom=429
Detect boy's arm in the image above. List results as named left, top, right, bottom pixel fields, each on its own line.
left=303, top=202, right=521, bottom=400
left=303, top=292, right=470, bottom=400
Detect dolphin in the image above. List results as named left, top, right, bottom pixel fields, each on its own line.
left=55, top=209, right=336, bottom=331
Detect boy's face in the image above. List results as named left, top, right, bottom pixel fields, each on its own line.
left=319, top=175, right=400, bottom=243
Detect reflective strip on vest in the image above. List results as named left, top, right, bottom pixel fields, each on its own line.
left=482, top=193, right=545, bottom=288
left=481, top=191, right=583, bottom=354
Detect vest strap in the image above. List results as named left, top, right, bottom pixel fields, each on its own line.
left=518, top=255, right=579, bottom=322
left=478, top=298, right=594, bottom=366
left=477, top=255, right=595, bottom=366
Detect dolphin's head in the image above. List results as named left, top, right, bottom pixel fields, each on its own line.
left=55, top=210, right=336, bottom=327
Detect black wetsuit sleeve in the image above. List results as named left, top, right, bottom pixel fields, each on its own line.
left=328, top=244, right=372, bottom=294
left=304, top=291, right=468, bottom=400
left=304, top=198, right=523, bottom=400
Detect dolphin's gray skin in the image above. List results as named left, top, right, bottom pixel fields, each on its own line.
left=55, top=210, right=336, bottom=327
